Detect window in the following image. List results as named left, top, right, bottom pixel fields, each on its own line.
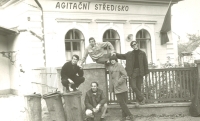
left=136, top=29, right=152, bottom=62
left=65, top=29, right=84, bottom=61
left=103, top=29, right=121, bottom=53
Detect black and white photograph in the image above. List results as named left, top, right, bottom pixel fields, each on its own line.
left=0, top=0, right=200, bottom=121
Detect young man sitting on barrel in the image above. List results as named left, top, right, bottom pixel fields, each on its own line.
left=85, top=82, right=107, bottom=121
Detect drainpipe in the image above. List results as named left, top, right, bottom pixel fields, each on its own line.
left=34, top=0, right=46, bottom=67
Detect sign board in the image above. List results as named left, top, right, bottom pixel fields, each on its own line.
left=41, top=1, right=131, bottom=13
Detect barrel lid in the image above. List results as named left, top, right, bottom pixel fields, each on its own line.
left=24, top=93, right=41, bottom=98
left=62, top=91, right=82, bottom=96
left=43, top=92, right=61, bottom=99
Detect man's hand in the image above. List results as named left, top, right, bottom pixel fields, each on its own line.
left=86, top=110, right=94, bottom=117
left=78, top=63, right=84, bottom=69
left=79, top=64, right=84, bottom=69
left=96, top=104, right=101, bottom=110
left=93, top=108, right=99, bottom=113
left=77, top=62, right=83, bottom=69
left=68, top=78, right=74, bottom=84
left=111, top=52, right=116, bottom=56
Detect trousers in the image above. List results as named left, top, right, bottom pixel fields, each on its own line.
left=129, top=68, right=144, bottom=102
left=116, top=91, right=132, bottom=117
left=61, top=76, right=85, bottom=90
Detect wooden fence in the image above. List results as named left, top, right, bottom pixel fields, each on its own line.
left=31, top=66, right=198, bottom=104
left=107, top=67, right=198, bottom=104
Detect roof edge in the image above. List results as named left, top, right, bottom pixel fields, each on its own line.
left=0, top=26, right=18, bottom=35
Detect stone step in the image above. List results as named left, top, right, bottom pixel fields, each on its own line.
left=1, top=95, right=193, bottom=121
left=105, top=115, right=199, bottom=121
left=108, top=102, right=191, bottom=117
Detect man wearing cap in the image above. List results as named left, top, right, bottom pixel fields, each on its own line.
left=107, top=55, right=135, bottom=121
left=114, top=41, right=149, bottom=106
left=61, top=54, right=85, bottom=92
left=81, top=37, right=115, bottom=66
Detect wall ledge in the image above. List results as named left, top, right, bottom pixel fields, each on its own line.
left=83, top=63, right=105, bottom=70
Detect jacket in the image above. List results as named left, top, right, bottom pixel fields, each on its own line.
left=116, top=49, right=149, bottom=77
left=85, top=88, right=107, bottom=110
left=107, top=62, right=128, bottom=94
left=82, top=42, right=115, bottom=63
left=61, top=61, right=83, bottom=79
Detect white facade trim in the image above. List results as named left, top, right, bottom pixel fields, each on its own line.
left=129, top=20, right=157, bottom=24
left=55, top=18, right=92, bottom=23
left=95, top=19, right=127, bottom=24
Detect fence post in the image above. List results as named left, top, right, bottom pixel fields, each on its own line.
left=195, top=60, right=200, bottom=95
left=195, top=60, right=200, bottom=83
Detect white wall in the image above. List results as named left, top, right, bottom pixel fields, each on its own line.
left=0, top=35, right=10, bottom=93
left=0, top=0, right=178, bottom=95
left=6, top=33, right=36, bottom=95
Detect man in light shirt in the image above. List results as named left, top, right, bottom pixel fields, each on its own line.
left=81, top=37, right=115, bottom=66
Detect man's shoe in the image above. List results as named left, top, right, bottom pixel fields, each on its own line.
left=135, top=102, right=140, bottom=108
left=66, top=89, right=70, bottom=93
left=140, top=97, right=146, bottom=105
left=100, top=118, right=106, bottom=121
left=71, top=84, right=77, bottom=91
left=68, top=84, right=73, bottom=91
left=73, top=88, right=78, bottom=91
left=127, top=115, right=135, bottom=121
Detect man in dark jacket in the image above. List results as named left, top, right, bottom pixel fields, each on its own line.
left=61, top=55, right=85, bottom=92
left=115, top=41, right=149, bottom=105
left=85, top=82, right=107, bottom=121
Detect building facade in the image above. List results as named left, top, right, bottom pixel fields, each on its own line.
left=0, top=0, right=182, bottom=94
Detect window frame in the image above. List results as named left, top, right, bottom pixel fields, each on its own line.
left=65, top=29, right=84, bottom=60
left=136, top=29, right=152, bottom=62
left=103, top=29, right=121, bottom=53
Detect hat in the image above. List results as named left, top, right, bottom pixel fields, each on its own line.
left=109, top=55, right=118, bottom=62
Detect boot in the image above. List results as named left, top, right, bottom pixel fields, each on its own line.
left=140, top=97, right=146, bottom=105
left=135, top=102, right=140, bottom=108
left=71, top=84, right=77, bottom=91
left=127, top=115, right=135, bottom=121
left=66, top=87, right=70, bottom=93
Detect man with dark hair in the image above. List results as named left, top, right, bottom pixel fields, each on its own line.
left=114, top=41, right=149, bottom=106
left=81, top=37, right=115, bottom=66
left=85, top=82, right=107, bottom=121
left=107, top=55, right=135, bottom=121
left=61, top=54, right=85, bottom=92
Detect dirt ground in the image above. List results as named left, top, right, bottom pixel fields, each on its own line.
left=0, top=95, right=199, bottom=121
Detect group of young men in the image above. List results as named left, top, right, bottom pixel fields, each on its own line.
left=61, top=37, right=149, bottom=121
